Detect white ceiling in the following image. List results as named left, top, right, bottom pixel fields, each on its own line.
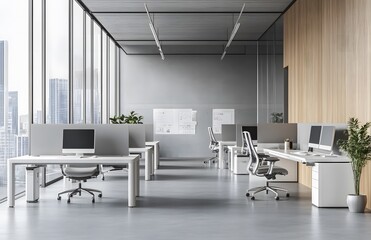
left=79, top=0, right=293, bottom=55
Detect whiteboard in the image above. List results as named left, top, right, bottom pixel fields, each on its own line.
left=154, top=109, right=197, bottom=135
left=212, top=109, right=235, bottom=134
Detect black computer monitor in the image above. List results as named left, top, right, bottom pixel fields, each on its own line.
left=308, top=126, right=322, bottom=149
left=62, top=129, right=95, bottom=156
left=319, top=126, right=335, bottom=151
left=242, top=126, right=258, bottom=144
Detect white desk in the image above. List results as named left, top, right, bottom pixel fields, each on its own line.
left=146, top=141, right=160, bottom=170
left=218, top=141, right=236, bottom=169
left=7, top=155, right=140, bottom=208
left=263, top=149, right=354, bottom=207
left=129, top=147, right=154, bottom=181
left=227, top=146, right=241, bottom=173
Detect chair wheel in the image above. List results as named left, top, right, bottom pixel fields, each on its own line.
left=98, top=193, right=102, bottom=198
left=57, top=196, right=61, bottom=200
left=275, top=196, right=280, bottom=200
left=246, top=193, right=250, bottom=197
left=92, top=198, right=95, bottom=203
left=67, top=199, right=71, bottom=204
left=251, top=196, right=255, bottom=200
left=286, top=193, right=290, bottom=197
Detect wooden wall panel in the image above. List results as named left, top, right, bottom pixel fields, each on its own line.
left=284, top=0, right=371, bottom=208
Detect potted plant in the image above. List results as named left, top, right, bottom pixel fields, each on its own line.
left=110, top=111, right=143, bottom=124
left=338, top=117, right=371, bottom=213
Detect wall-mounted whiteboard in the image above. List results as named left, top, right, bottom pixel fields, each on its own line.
left=154, top=109, right=197, bottom=134
left=212, top=109, right=235, bottom=134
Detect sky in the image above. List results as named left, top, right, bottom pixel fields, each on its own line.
left=0, top=0, right=29, bottom=115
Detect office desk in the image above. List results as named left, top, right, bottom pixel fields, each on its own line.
left=218, top=141, right=236, bottom=169
left=263, top=149, right=353, bottom=207
left=129, top=147, right=154, bottom=181
left=7, top=155, right=140, bottom=208
left=227, top=146, right=241, bottom=173
left=146, top=141, right=160, bottom=170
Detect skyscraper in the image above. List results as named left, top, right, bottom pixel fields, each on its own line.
left=48, top=78, right=68, bottom=123
left=8, top=91, right=18, bottom=134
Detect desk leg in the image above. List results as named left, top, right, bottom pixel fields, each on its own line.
left=150, top=148, right=154, bottom=176
left=218, top=144, right=223, bottom=169
left=135, top=159, right=140, bottom=197
left=145, top=150, right=151, bottom=181
left=7, top=162, right=15, bottom=208
left=154, top=143, right=159, bottom=170
left=128, top=161, right=136, bottom=207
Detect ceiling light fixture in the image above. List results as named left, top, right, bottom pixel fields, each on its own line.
left=145, top=3, right=165, bottom=60
left=221, top=3, right=245, bottom=60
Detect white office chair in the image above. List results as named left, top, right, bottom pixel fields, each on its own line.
left=243, top=131, right=290, bottom=200
left=205, top=127, right=219, bottom=164
left=57, top=164, right=102, bottom=203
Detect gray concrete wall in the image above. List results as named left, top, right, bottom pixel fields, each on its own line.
left=121, top=55, right=257, bottom=158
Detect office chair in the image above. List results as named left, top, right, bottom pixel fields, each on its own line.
left=243, top=131, right=290, bottom=200
left=101, top=164, right=128, bottom=181
left=57, top=164, right=102, bottom=203
left=205, top=127, right=219, bottom=164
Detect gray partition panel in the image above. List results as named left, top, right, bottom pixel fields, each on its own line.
left=221, top=124, right=237, bottom=141
left=258, top=123, right=297, bottom=143
left=128, top=124, right=146, bottom=148
left=144, top=124, right=154, bottom=142
left=31, top=124, right=129, bottom=156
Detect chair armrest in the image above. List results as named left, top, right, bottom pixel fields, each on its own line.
left=263, top=157, right=280, bottom=162
left=263, top=157, right=279, bottom=175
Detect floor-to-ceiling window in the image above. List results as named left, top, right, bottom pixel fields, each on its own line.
left=0, top=0, right=122, bottom=202
left=0, top=0, right=30, bottom=201
left=73, top=1, right=84, bottom=124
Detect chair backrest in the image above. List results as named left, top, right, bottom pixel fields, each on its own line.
left=208, top=127, right=218, bottom=149
left=243, top=131, right=261, bottom=175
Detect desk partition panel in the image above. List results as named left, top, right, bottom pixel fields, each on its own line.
left=128, top=124, right=146, bottom=148
left=258, top=123, right=297, bottom=143
left=221, top=124, right=237, bottom=141
left=31, top=124, right=129, bottom=156
left=144, top=124, right=154, bottom=142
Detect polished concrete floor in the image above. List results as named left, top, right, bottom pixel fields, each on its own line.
left=1, top=159, right=371, bottom=240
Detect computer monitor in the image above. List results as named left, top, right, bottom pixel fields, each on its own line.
left=62, top=129, right=95, bottom=156
left=319, top=126, right=336, bottom=151
left=242, top=126, right=258, bottom=145
left=308, top=126, right=322, bottom=149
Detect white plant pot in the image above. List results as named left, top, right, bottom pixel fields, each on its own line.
left=347, top=194, right=367, bottom=213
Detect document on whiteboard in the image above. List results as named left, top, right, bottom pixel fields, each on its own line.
left=154, top=109, right=196, bottom=134
left=212, top=109, right=235, bottom=134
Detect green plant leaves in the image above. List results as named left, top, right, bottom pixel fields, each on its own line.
left=337, top=117, right=371, bottom=195
left=109, top=111, right=143, bottom=124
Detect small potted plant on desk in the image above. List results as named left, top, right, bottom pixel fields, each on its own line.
left=110, top=111, right=143, bottom=124
left=338, top=117, right=371, bottom=213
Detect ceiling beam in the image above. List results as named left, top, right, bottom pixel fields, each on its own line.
left=92, top=11, right=282, bottom=14
left=117, top=40, right=258, bottom=42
